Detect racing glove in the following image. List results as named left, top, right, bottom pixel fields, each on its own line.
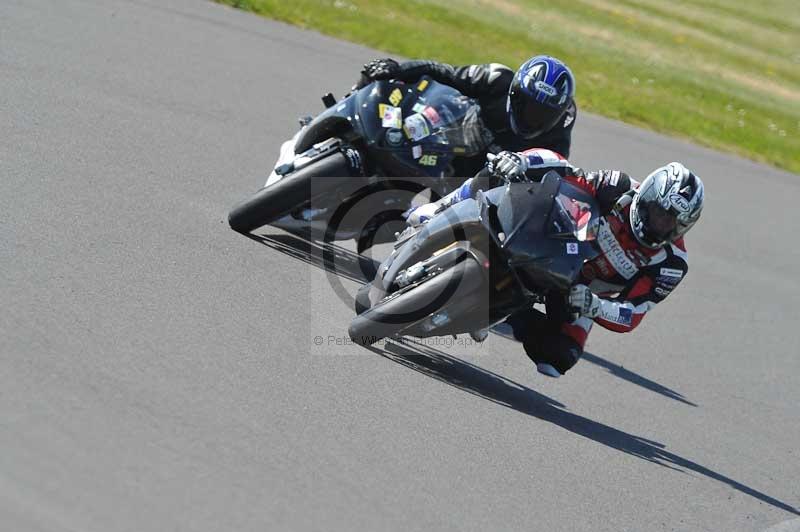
left=487, top=151, right=528, bottom=182
left=569, top=284, right=602, bottom=318
left=353, top=58, right=401, bottom=90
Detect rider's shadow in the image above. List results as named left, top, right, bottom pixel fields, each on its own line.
left=490, top=323, right=697, bottom=407
left=253, top=229, right=697, bottom=406
left=365, top=338, right=798, bottom=516
left=581, top=351, right=697, bottom=407
left=245, top=229, right=796, bottom=515
left=250, top=229, right=699, bottom=408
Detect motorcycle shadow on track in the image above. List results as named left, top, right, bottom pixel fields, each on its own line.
left=244, top=229, right=380, bottom=284
left=242, top=231, right=796, bottom=515
left=364, top=338, right=798, bottom=516
left=247, top=229, right=697, bottom=407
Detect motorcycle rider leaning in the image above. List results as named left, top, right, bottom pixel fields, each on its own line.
left=357, top=56, right=577, bottom=175
left=407, top=149, right=705, bottom=378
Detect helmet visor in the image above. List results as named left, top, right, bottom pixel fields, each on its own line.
left=640, top=201, right=679, bottom=244
left=508, top=79, right=564, bottom=138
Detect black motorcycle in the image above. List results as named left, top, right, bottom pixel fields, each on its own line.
left=348, top=172, right=601, bottom=345
left=227, top=76, right=492, bottom=252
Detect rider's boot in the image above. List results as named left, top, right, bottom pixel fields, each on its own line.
left=469, top=328, right=489, bottom=343
left=536, top=363, right=561, bottom=378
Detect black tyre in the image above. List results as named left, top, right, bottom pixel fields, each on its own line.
left=228, top=150, right=353, bottom=233
left=348, top=257, right=483, bottom=346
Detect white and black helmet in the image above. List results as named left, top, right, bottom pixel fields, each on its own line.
left=630, top=162, right=704, bottom=248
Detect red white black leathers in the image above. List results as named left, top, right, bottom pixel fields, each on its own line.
left=444, top=148, right=689, bottom=374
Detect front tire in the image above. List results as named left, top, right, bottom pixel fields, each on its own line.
left=348, top=257, right=483, bottom=346
left=228, top=150, right=354, bottom=233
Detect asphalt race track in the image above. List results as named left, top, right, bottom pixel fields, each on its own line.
left=2, top=1, right=799, bottom=530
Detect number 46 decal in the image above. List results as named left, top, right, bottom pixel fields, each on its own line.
left=419, top=154, right=438, bottom=166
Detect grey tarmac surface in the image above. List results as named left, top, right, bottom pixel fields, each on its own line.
left=1, top=1, right=798, bottom=531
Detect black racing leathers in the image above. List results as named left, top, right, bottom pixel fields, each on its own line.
left=361, top=60, right=577, bottom=175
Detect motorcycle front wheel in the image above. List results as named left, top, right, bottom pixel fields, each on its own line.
left=348, top=256, right=484, bottom=346
left=228, top=149, right=354, bottom=233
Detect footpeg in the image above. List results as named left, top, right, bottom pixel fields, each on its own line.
left=275, top=163, right=294, bottom=176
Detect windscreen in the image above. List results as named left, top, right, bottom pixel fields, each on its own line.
left=358, top=78, right=493, bottom=177
left=491, top=178, right=601, bottom=293
left=550, top=193, right=599, bottom=241
left=413, top=82, right=490, bottom=156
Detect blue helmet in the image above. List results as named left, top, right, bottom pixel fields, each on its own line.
left=507, top=55, right=575, bottom=139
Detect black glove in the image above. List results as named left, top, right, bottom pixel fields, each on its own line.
left=353, top=58, right=401, bottom=90
left=361, top=58, right=401, bottom=81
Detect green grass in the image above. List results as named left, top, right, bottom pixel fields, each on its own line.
left=218, top=0, right=800, bottom=174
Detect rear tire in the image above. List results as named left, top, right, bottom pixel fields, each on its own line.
left=228, top=150, right=353, bottom=233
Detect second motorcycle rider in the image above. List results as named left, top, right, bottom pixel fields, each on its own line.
left=356, top=55, right=577, bottom=175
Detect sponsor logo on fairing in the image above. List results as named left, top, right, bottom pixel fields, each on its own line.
left=381, top=105, right=402, bottom=129
left=389, top=88, right=403, bottom=107
left=385, top=128, right=404, bottom=146
left=403, top=114, right=430, bottom=141
left=422, top=106, right=442, bottom=127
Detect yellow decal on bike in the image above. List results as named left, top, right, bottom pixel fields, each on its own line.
left=419, top=154, right=438, bottom=166
left=417, top=79, right=429, bottom=92
left=389, top=88, right=403, bottom=107
left=378, top=103, right=388, bottom=119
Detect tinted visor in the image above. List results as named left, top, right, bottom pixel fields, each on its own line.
left=508, top=80, right=564, bottom=138
left=640, top=201, right=679, bottom=243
